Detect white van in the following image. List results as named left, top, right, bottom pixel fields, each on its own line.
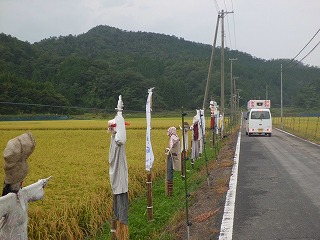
left=245, top=108, right=272, bottom=137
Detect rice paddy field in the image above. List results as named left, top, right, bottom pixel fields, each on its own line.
left=0, top=117, right=210, bottom=240
left=1, top=115, right=318, bottom=239
left=273, top=116, right=320, bottom=144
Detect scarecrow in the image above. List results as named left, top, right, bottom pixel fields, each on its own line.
left=209, top=100, right=219, bottom=146
left=165, top=127, right=181, bottom=196
left=179, top=122, right=190, bottom=155
left=108, top=95, right=129, bottom=240
left=179, top=122, right=189, bottom=177
left=190, top=110, right=200, bottom=167
left=199, top=109, right=205, bottom=156
left=0, top=132, right=51, bottom=239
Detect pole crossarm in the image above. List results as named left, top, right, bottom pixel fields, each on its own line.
left=219, top=10, right=234, bottom=17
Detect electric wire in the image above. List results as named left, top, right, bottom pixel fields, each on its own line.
left=285, top=28, right=320, bottom=68
left=230, top=0, right=237, bottom=49
left=213, top=0, right=220, bottom=13
left=293, top=28, right=320, bottom=60
left=224, top=0, right=232, bottom=49
left=292, top=40, right=320, bottom=68
left=0, top=101, right=145, bottom=113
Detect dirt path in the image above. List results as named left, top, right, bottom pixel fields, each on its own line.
left=167, top=130, right=238, bottom=239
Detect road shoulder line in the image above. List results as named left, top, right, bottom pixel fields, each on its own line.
left=218, top=130, right=242, bottom=240
left=276, top=128, right=320, bottom=147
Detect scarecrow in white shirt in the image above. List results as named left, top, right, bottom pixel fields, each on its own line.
left=165, top=126, right=181, bottom=196
left=0, top=132, right=51, bottom=240
left=199, top=109, right=205, bottom=156
left=179, top=122, right=190, bottom=155
left=190, top=110, right=200, bottom=167
left=108, top=95, right=129, bottom=240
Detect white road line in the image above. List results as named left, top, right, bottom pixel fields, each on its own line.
left=218, top=130, right=241, bottom=240
left=276, top=128, right=320, bottom=147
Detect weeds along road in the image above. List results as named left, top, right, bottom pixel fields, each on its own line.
left=232, top=127, right=320, bottom=240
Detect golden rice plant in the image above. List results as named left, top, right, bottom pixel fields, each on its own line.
left=273, top=116, right=320, bottom=143
left=0, top=118, right=195, bottom=239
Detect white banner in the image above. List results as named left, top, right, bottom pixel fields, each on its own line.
left=146, top=88, right=155, bottom=171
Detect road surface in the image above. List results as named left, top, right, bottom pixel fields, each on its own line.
left=233, top=128, right=320, bottom=240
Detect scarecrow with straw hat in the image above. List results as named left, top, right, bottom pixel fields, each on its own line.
left=0, top=132, right=51, bottom=239
left=165, top=126, right=181, bottom=196
left=108, top=95, right=129, bottom=240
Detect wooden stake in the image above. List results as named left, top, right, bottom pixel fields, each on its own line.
left=111, top=218, right=117, bottom=240
left=147, top=171, right=153, bottom=221
left=116, top=220, right=128, bottom=240
left=181, top=150, right=186, bottom=179
left=166, top=153, right=171, bottom=196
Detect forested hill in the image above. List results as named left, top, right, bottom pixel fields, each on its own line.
left=1, top=25, right=320, bottom=115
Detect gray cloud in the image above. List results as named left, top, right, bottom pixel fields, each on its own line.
left=0, top=0, right=319, bottom=66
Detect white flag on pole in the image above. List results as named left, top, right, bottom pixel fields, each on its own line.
left=146, top=88, right=155, bottom=171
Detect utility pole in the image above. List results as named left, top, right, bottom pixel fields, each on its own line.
left=236, top=89, right=242, bottom=113
left=203, top=15, right=221, bottom=110
left=266, top=84, right=268, bottom=99
left=235, top=89, right=239, bottom=114
left=233, top=76, right=239, bottom=116
left=220, top=10, right=225, bottom=139
left=219, top=10, right=233, bottom=139
left=229, top=58, right=237, bottom=124
left=281, top=64, right=283, bottom=129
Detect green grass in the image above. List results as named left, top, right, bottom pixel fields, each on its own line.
left=93, top=143, right=222, bottom=240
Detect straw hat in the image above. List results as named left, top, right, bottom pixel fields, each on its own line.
left=3, top=132, right=36, bottom=184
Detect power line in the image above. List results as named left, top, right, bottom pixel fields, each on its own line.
left=224, top=0, right=232, bottom=49
left=292, top=40, right=320, bottom=68
left=213, top=0, right=220, bottom=13
left=286, top=28, right=320, bottom=68
left=293, top=28, right=320, bottom=60
left=0, top=101, right=144, bottom=113
left=0, top=101, right=106, bottom=111
left=230, top=0, right=237, bottom=49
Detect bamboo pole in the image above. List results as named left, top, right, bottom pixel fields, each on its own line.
left=181, top=107, right=191, bottom=239
left=147, top=171, right=153, bottom=221
left=111, top=218, right=117, bottom=240
left=165, top=154, right=168, bottom=196
left=165, top=154, right=173, bottom=196
left=181, top=150, right=186, bottom=179
left=199, top=110, right=210, bottom=185
left=210, top=115, right=214, bottom=148
left=305, top=117, right=309, bottom=136
left=315, top=116, right=319, bottom=139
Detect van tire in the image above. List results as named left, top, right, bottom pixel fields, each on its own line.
left=268, top=133, right=272, bottom=137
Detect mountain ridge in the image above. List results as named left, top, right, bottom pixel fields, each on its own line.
left=1, top=25, right=319, bottom=114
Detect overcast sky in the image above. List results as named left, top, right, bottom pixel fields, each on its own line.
left=1, top=0, right=319, bottom=67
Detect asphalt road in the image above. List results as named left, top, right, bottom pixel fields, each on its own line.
left=233, top=128, right=320, bottom=240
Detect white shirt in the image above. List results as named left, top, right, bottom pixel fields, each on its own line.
left=0, top=179, right=47, bottom=240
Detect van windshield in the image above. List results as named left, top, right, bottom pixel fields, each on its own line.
left=251, top=111, right=270, bottom=119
